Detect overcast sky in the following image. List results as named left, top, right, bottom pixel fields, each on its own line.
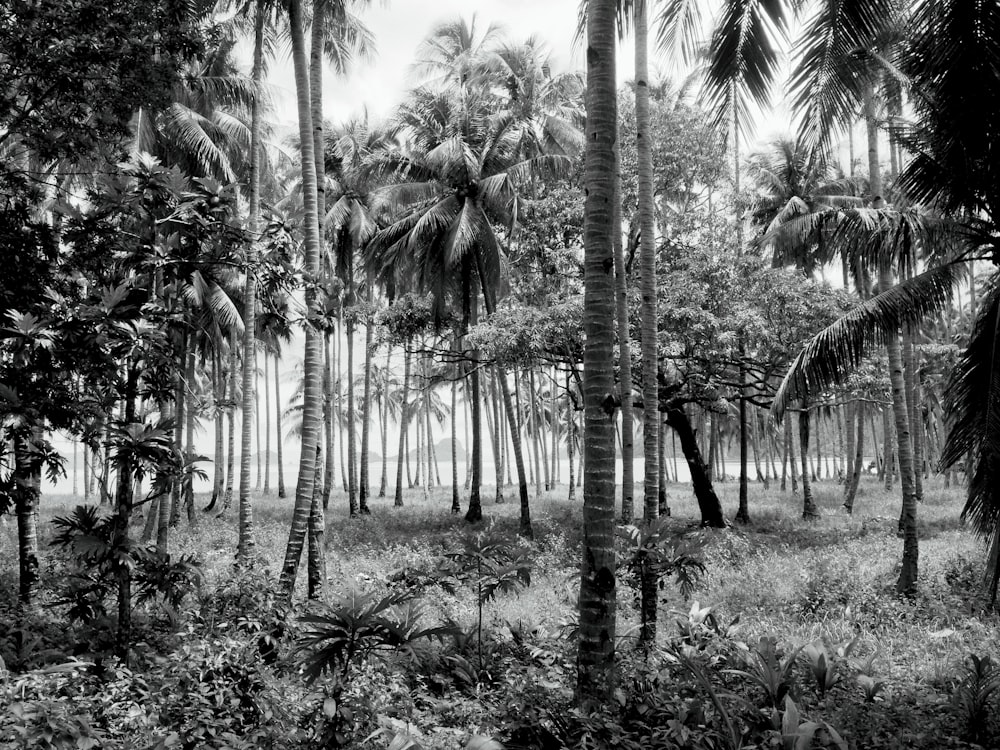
left=265, top=0, right=640, bottom=127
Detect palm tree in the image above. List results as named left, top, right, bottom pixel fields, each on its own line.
left=772, top=0, right=1000, bottom=599
left=277, top=0, right=325, bottom=597
left=577, top=0, right=618, bottom=709
left=366, top=82, right=566, bottom=537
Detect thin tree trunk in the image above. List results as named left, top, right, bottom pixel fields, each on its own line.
left=658, top=417, right=670, bottom=516
left=844, top=401, right=864, bottom=513
left=323, top=330, right=334, bottom=509
left=452, top=361, right=461, bottom=513
left=263, top=346, right=271, bottom=495
left=255, top=351, right=262, bottom=491
left=379, top=345, right=390, bottom=498
left=275, top=352, right=286, bottom=498
left=184, top=349, right=197, bottom=526
left=209, top=349, right=224, bottom=509
left=395, top=343, right=411, bottom=507
left=219, top=337, right=238, bottom=520
left=359, top=293, right=373, bottom=514
left=464, top=257, right=483, bottom=523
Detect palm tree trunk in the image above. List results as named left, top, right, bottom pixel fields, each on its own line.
left=184, top=348, right=197, bottom=527
left=395, top=343, right=411, bottom=507
left=170, top=331, right=186, bottom=527
left=263, top=346, right=271, bottom=495
left=278, top=0, right=325, bottom=597
left=634, top=0, right=659, bottom=542
left=844, top=401, right=864, bottom=513
left=464, top=254, right=483, bottom=523
left=864, top=80, right=918, bottom=592
left=529, top=369, right=542, bottom=496
left=346, top=302, right=358, bottom=515
left=219, top=337, right=238, bottom=519
left=472, top=248, right=530, bottom=536
left=566, top=382, right=576, bottom=504
left=800, top=402, right=818, bottom=519
left=551, top=369, right=559, bottom=486
left=379, top=345, right=390, bottom=498
left=658, top=417, right=670, bottom=515
left=209, top=349, right=224, bottom=510
left=255, top=354, right=262, bottom=492
left=307, top=446, right=326, bottom=599
left=359, top=291, right=374, bottom=513
left=578, top=0, right=620, bottom=697
left=452, top=361, right=461, bottom=513
left=13, top=433, right=41, bottom=608
left=323, top=330, right=333, bottom=509
left=275, top=352, right=286, bottom=498
left=666, top=403, right=725, bottom=527
left=236, top=0, right=265, bottom=564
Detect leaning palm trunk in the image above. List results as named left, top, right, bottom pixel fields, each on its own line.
left=577, top=0, right=618, bottom=705
left=800, top=401, right=818, bottom=519
left=237, top=0, right=265, bottom=565
left=278, top=0, right=326, bottom=597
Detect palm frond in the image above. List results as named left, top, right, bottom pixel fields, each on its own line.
left=788, top=0, right=894, bottom=151
left=940, top=272, right=1000, bottom=602
left=772, top=261, right=966, bottom=421
left=704, top=0, right=790, bottom=140
left=654, top=0, right=706, bottom=69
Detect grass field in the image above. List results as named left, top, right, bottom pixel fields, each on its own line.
left=1, top=473, right=996, bottom=748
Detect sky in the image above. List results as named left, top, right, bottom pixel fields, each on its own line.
left=268, top=0, right=623, bottom=128
left=262, top=1, right=807, bottom=154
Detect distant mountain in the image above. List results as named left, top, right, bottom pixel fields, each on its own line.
left=387, top=438, right=465, bottom=462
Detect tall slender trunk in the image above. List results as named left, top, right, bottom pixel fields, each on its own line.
left=550, top=369, right=559, bottom=486
left=359, top=292, right=374, bottom=513
left=237, top=0, right=265, bottom=565
left=323, top=330, right=333, bottom=509
left=452, top=362, right=461, bottom=513
left=658, top=417, right=670, bottom=515
left=264, top=346, right=271, bottom=494
left=255, top=354, right=262, bottom=492
left=170, top=331, right=186, bottom=526
left=184, top=347, right=197, bottom=527
left=473, top=247, right=531, bottom=536
left=612, top=117, right=634, bottom=521
left=114, top=369, right=138, bottom=656
left=800, top=403, right=818, bottom=519
left=566, top=383, right=576, bottom=504
left=379, top=346, right=390, bottom=498
left=278, top=0, right=326, bottom=596
left=634, top=0, right=659, bottom=538
left=844, top=402, right=864, bottom=513
left=394, top=344, right=411, bottom=507
left=577, top=0, right=618, bottom=705
left=346, top=290, right=358, bottom=515
left=464, top=254, right=483, bottom=523
left=864, top=81, right=917, bottom=593
left=275, top=352, right=286, bottom=498
left=209, top=349, right=224, bottom=510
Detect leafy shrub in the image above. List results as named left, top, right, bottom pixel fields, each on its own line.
left=140, top=636, right=291, bottom=750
